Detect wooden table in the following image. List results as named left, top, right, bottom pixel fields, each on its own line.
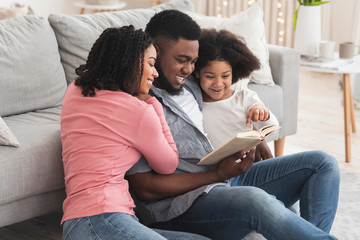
left=74, top=1, right=127, bottom=14
left=300, top=55, right=360, bottom=162
left=150, top=0, right=163, bottom=6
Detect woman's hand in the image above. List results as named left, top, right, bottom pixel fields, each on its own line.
left=246, top=104, right=270, bottom=125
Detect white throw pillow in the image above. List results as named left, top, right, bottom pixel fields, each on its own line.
left=0, top=117, right=19, bottom=147
left=184, top=0, right=274, bottom=86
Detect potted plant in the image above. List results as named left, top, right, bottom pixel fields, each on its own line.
left=293, top=0, right=331, bottom=56
left=293, top=0, right=331, bottom=30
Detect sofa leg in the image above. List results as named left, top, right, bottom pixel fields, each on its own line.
left=274, top=137, right=285, bottom=157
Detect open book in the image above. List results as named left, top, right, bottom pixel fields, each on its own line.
left=198, top=124, right=280, bottom=165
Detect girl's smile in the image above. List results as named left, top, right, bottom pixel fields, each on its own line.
left=196, top=60, right=234, bottom=102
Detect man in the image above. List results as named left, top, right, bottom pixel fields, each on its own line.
left=126, top=10, right=340, bottom=240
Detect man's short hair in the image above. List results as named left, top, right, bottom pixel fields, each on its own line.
left=145, top=9, right=201, bottom=41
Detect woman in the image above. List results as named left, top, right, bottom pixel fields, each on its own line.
left=60, top=26, right=209, bottom=240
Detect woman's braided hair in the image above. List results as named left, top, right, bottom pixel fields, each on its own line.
left=75, top=25, right=152, bottom=97
left=195, top=28, right=260, bottom=84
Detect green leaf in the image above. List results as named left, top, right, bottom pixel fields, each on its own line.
left=309, top=1, right=331, bottom=5
left=293, top=5, right=300, bottom=30
left=302, top=0, right=331, bottom=5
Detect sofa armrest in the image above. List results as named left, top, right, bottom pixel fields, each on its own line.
left=268, top=44, right=300, bottom=138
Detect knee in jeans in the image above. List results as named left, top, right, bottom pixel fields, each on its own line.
left=241, top=187, right=283, bottom=210
left=311, top=150, right=339, bottom=173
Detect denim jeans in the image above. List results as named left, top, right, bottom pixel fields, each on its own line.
left=62, top=212, right=210, bottom=240
left=154, top=151, right=340, bottom=240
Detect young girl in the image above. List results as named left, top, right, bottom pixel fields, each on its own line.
left=194, top=29, right=279, bottom=160
left=61, top=26, right=208, bottom=240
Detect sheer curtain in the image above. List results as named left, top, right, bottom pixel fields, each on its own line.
left=191, top=0, right=297, bottom=48
left=322, top=0, right=360, bottom=50
left=191, top=0, right=360, bottom=49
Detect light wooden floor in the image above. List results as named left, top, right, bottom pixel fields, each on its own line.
left=283, top=70, right=360, bottom=171
left=0, top=70, right=359, bottom=239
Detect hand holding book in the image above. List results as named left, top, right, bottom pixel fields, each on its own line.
left=213, top=149, right=256, bottom=181
left=254, top=141, right=273, bottom=162
left=198, top=124, right=280, bottom=165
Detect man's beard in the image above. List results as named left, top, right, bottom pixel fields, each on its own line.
left=156, top=68, right=184, bottom=96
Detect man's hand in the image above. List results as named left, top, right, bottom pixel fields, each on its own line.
left=214, top=148, right=256, bottom=181
left=135, top=93, right=153, bottom=102
left=127, top=149, right=257, bottom=201
left=246, top=104, right=270, bottom=125
left=254, top=141, right=273, bottom=162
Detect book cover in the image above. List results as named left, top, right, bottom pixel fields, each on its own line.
left=198, top=124, right=280, bottom=165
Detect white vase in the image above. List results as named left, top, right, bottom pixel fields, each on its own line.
left=293, top=6, right=321, bottom=56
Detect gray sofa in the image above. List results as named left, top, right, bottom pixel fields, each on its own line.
left=0, top=0, right=299, bottom=231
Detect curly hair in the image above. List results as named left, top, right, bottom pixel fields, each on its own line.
left=75, top=25, right=152, bottom=97
left=195, top=28, right=261, bottom=84
left=145, top=10, right=201, bottom=41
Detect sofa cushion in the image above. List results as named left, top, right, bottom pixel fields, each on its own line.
left=48, top=0, right=195, bottom=85
left=0, top=16, right=67, bottom=117
left=0, top=107, right=64, bottom=205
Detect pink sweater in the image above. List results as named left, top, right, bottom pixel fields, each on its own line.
left=60, top=83, right=178, bottom=224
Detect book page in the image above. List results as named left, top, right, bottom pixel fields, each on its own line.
left=259, top=124, right=281, bottom=138
left=236, top=129, right=261, bottom=138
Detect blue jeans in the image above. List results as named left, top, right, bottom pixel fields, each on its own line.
left=62, top=212, right=210, bottom=240
left=154, top=151, right=340, bottom=240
